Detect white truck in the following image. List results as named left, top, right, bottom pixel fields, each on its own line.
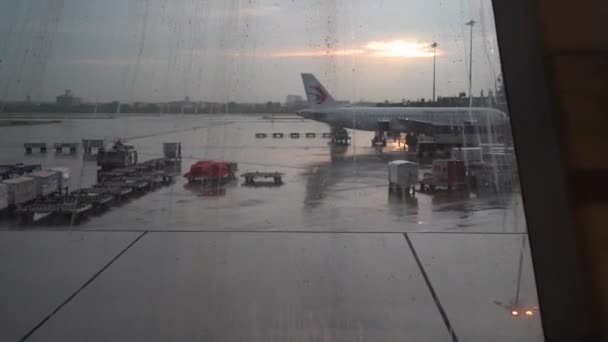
left=388, top=160, right=419, bottom=196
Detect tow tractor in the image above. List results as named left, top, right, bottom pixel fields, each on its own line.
left=330, top=127, right=350, bottom=145
left=371, top=121, right=389, bottom=146
left=371, top=131, right=387, bottom=146
left=97, top=140, right=138, bottom=171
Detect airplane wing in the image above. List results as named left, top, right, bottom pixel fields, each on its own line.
left=395, top=118, right=435, bottom=133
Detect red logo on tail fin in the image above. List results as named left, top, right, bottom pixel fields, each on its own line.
left=306, top=85, right=327, bottom=105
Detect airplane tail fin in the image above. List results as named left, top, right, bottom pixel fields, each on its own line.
left=301, top=73, right=337, bottom=108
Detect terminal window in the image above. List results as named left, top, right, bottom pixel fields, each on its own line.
left=0, top=1, right=543, bottom=341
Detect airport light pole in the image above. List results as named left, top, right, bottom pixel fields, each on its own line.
left=465, top=19, right=482, bottom=148
left=465, top=20, right=476, bottom=108
left=431, top=42, right=438, bottom=102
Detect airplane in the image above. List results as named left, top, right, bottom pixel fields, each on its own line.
left=296, top=73, right=510, bottom=148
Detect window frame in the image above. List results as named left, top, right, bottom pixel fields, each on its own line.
left=492, top=0, right=599, bottom=339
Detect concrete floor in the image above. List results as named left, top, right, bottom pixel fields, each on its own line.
left=1, top=231, right=542, bottom=342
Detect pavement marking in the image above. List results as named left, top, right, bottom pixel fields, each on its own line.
left=19, top=231, right=149, bottom=342
left=403, top=232, right=459, bottom=342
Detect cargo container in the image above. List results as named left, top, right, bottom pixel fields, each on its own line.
left=3, top=177, right=36, bottom=205
left=432, top=160, right=466, bottom=185
left=420, top=160, right=466, bottom=191
left=0, top=183, right=8, bottom=210
left=163, top=142, right=182, bottom=159
left=388, top=160, right=419, bottom=190
left=30, top=170, right=61, bottom=197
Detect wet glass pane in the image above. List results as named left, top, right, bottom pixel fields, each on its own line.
left=0, top=0, right=543, bottom=341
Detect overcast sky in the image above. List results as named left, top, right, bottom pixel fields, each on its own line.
left=0, top=0, right=502, bottom=104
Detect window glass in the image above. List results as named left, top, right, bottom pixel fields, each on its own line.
left=0, top=1, right=543, bottom=341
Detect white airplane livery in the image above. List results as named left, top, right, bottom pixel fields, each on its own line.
left=296, top=73, right=510, bottom=146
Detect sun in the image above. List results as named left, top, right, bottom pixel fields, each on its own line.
left=364, top=40, right=436, bottom=58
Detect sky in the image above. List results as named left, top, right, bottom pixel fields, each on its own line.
left=0, top=0, right=502, bottom=104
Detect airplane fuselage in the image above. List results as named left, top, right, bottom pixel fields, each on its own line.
left=297, top=106, right=509, bottom=132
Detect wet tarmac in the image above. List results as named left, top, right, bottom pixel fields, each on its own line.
left=0, top=114, right=542, bottom=341
left=0, top=114, right=525, bottom=233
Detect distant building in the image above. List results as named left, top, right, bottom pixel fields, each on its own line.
left=56, top=90, right=82, bottom=106
left=167, top=96, right=195, bottom=113
left=285, top=95, right=304, bottom=105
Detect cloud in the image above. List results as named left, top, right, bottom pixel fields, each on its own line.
left=267, top=49, right=364, bottom=58
left=364, top=40, right=437, bottom=58
left=253, top=39, right=439, bottom=59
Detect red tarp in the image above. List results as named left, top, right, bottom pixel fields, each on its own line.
left=184, top=161, right=229, bottom=179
